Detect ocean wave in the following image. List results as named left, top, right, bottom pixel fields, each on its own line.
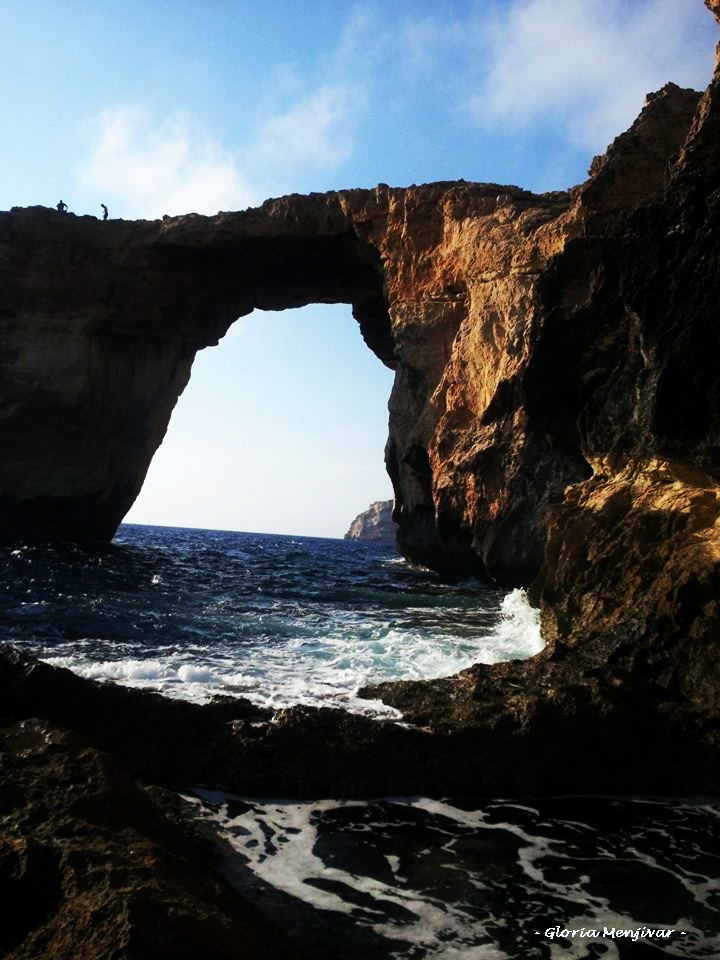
left=6, top=526, right=544, bottom=715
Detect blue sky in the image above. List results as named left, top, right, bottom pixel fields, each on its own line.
left=2, top=0, right=716, bottom=536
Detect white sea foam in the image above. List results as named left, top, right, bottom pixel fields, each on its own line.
left=39, top=588, right=544, bottom=715
left=183, top=792, right=720, bottom=960
left=45, top=657, right=174, bottom=683
left=489, top=588, right=544, bottom=660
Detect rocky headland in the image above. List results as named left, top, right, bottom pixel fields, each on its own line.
left=344, top=499, right=397, bottom=541
left=2, top=2, right=720, bottom=955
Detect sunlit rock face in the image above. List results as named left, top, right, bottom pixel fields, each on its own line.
left=370, top=12, right=720, bottom=759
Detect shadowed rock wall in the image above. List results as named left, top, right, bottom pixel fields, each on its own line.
left=0, top=200, right=390, bottom=539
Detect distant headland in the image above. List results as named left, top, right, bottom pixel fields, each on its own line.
left=345, top=500, right=397, bottom=542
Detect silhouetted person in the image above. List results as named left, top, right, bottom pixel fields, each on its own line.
left=56, top=200, right=68, bottom=213
left=101, top=203, right=108, bottom=221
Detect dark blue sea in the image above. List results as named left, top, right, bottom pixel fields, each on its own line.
left=1, top=523, right=540, bottom=714
left=2, top=523, right=719, bottom=958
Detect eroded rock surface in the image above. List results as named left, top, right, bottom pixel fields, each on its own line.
left=366, top=33, right=720, bottom=770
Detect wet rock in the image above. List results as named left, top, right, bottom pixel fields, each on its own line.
left=1, top=645, right=717, bottom=799
left=0, top=644, right=268, bottom=784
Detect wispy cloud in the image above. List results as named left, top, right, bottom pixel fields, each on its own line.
left=77, top=82, right=365, bottom=218
left=77, top=106, right=258, bottom=219
left=461, top=0, right=715, bottom=150
left=401, top=15, right=463, bottom=68
left=249, top=83, right=363, bottom=174
left=75, top=1, right=714, bottom=218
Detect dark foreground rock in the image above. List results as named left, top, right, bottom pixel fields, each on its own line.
left=2, top=645, right=718, bottom=800
left=0, top=716, right=295, bottom=960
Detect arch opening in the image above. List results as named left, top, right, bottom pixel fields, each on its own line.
left=124, top=303, right=396, bottom=538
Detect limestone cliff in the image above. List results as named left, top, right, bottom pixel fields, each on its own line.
left=344, top=499, right=396, bottom=541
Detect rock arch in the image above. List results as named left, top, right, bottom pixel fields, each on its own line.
left=2, top=5, right=720, bottom=804
left=0, top=193, right=395, bottom=542
left=0, top=71, right=714, bottom=595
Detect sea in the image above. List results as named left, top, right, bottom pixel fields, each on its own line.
left=2, top=523, right=719, bottom=958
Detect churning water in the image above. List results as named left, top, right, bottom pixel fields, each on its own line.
left=186, top=791, right=720, bottom=960
left=2, top=523, right=718, bottom=958
left=1, top=523, right=542, bottom=715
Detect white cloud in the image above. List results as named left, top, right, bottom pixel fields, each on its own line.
left=464, top=0, right=715, bottom=150
left=401, top=16, right=463, bottom=67
left=333, top=8, right=385, bottom=66
left=249, top=83, right=363, bottom=172
left=77, top=106, right=258, bottom=219
left=77, top=80, right=364, bottom=219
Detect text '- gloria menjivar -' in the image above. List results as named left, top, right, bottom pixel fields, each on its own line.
left=542, top=926, right=681, bottom=941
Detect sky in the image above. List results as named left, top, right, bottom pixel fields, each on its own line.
left=2, top=0, right=716, bottom=537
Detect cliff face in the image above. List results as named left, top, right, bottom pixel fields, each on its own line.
left=344, top=500, right=396, bottom=541
left=365, top=8, right=720, bottom=752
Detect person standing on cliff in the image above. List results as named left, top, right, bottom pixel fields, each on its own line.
left=101, top=203, right=108, bottom=221
left=56, top=200, right=67, bottom=213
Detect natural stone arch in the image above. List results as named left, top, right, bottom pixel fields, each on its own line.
left=0, top=193, right=395, bottom=542
left=2, top=81, right=703, bottom=583
left=3, top=35, right=720, bottom=809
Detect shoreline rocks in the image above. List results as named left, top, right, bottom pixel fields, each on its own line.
left=0, top=711, right=297, bottom=960
left=1, top=643, right=718, bottom=800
